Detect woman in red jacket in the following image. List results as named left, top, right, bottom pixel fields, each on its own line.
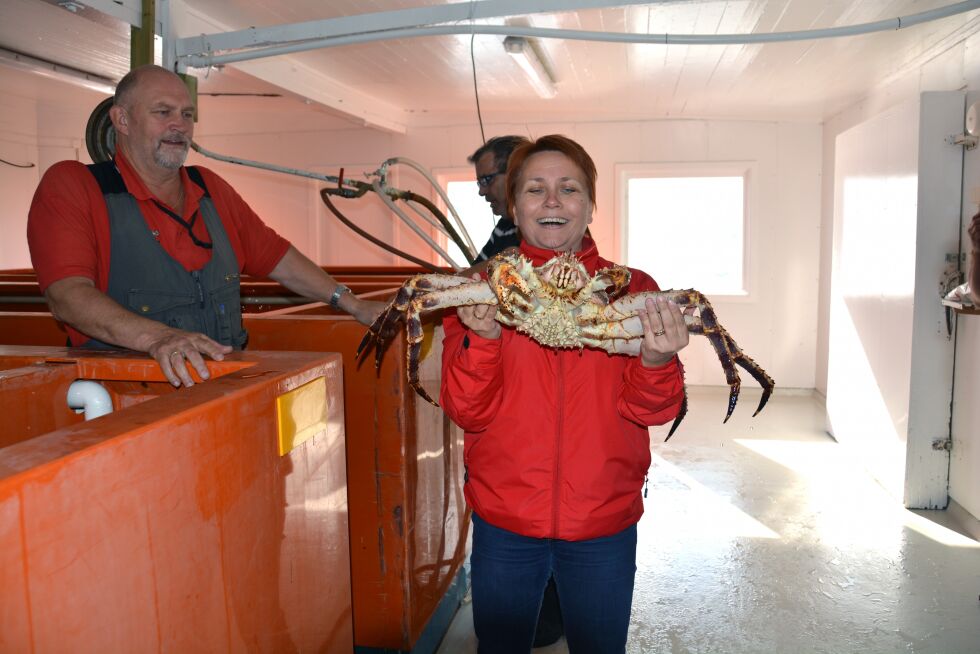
left=440, top=135, right=690, bottom=653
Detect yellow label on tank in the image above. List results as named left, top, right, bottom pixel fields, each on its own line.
left=276, top=376, right=328, bottom=456
left=418, top=321, right=436, bottom=362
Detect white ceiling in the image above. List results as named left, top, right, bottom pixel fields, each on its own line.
left=3, top=0, right=980, bottom=132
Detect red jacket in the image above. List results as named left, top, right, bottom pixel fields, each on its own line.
left=440, top=240, right=685, bottom=541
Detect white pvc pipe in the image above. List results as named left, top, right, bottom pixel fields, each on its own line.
left=380, top=156, right=478, bottom=258
left=67, top=380, right=114, bottom=421
left=180, top=0, right=980, bottom=68
left=191, top=141, right=353, bottom=187
left=371, top=179, right=464, bottom=270
left=190, top=141, right=473, bottom=267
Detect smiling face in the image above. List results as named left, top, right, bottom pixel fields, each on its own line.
left=111, top=69, right=195, bottom=173
left=513, top=150, right=594, bottom=252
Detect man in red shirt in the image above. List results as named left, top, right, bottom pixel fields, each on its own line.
left=28, top=64, right=382, bottom=387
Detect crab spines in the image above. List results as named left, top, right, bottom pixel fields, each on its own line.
left=356, top=278, right=420, bottom=362
left=593, top=265, right=632, bottom=298
left=728, top=342, right=775, bottom=417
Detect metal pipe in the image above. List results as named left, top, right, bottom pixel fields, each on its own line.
left=0, top=296, right=47, bottom=303
left=190, top=141, right=356, bottom=188
left=180, top=0, right=980, bottom=68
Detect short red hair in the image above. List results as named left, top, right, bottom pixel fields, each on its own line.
left=505, top=134, right=597, bottom=220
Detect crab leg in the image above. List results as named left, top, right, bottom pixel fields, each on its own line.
left=581, top=290, right=749, bottom=426
left=402, top=282, right=501, bottom=407
left=725, top=335, right=774, bottom=417
left=577, top=313, right=699, bottom=340
left=357, top=273, right=473, bottom=363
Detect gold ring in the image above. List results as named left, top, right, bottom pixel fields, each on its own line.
left=653, top=329, right=666, bottom=337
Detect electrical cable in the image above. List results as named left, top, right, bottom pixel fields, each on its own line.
left=471, top=26, right=485, bottom=144
left=0, top=157, right=36, bottom=168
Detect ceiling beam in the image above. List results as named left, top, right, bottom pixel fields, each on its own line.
left=175, top=4, right=407, bottom=134
left=175, top=0, right=655, bottom=58
left=74, top=0, right=160, bottom=32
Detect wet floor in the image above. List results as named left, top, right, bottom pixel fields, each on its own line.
left=436, top=387, right=980, bottom=654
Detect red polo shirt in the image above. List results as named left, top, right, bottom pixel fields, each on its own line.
left=27, top=151, right=290, bottom=344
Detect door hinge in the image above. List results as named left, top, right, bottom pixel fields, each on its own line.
left=932, top=438, right=953, bottom=452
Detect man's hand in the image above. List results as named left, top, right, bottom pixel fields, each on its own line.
left=348, top=297, right=386, bottom=326
left=45, top=276, right=232, bottom=388
left=144, top=329, right=232, bottom=387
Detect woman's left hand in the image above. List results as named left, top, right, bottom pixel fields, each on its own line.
left=637, top=296, right=692, bottom=368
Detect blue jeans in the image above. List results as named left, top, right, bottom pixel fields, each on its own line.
left=470, top=513, right=637, bottom=654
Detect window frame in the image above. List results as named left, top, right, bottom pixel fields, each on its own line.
left=433, top=166, right=497, bottom=268
left=615, top=161, right=757, bottom=301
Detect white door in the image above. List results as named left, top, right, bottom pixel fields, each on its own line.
left=827, top=92, right=963, bottom=509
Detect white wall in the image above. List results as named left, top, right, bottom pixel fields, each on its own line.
left=826, top=99, right=919, bottom=501
left=0, top=92, right=40, bottom=269
left=0, top=76, right=104, bottom=270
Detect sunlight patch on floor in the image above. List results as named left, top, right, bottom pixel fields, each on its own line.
left=646, top=450, right=779, bottom=540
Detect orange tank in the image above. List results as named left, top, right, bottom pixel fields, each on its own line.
left=0, top=286, right=470, bottom=654
left=246, top=306, right=469, bottom=653
left=0, top=345, right=353, bottom=653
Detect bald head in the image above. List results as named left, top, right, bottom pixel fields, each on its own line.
left=114, top=65, right=187, bottom=110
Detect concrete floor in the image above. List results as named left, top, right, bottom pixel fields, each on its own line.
left=436, top=387, right=980, bottom=654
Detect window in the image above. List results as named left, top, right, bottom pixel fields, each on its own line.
left=621, top=164, right=750, bottom=295
left=435, top=171, right=497, bottom=268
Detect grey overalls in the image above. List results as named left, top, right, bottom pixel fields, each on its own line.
left=85, top=161, right=247, bottom=349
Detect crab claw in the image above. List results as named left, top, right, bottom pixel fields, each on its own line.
left=665, top=392, right=688, bottom=441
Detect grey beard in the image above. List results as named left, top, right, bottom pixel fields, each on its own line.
left=154, top=143, right=189, bottom=169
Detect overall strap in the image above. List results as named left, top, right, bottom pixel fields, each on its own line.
left=86, top=161, right=208, bottom=196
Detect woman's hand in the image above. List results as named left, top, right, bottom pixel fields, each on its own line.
left=637, top=296, right=692, bottom=368
left=457, top=274, right=501, bottom=339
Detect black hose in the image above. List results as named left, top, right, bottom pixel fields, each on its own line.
left=393, top=190, right=477, bottom=266
left=319, top=189, right=442, bottom=272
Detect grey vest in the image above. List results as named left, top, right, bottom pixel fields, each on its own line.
left=85, top=161, right=247, bottom=349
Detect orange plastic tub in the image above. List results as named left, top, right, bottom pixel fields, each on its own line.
left=246, top=309, right=469, bottom=654
left=0, top=346, right=353, bottom=653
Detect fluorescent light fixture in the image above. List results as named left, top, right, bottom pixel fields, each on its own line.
left=0, top=47, right=116, bottom=95
left=503, top=36, right=557, bottom=99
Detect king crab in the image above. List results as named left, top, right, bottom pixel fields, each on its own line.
left=358, top=251, right=774, bottom=438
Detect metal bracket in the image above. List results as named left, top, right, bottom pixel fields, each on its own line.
left=947, top=133, right=979, bottom=150
left=932, top=438, right=953, bottom=452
